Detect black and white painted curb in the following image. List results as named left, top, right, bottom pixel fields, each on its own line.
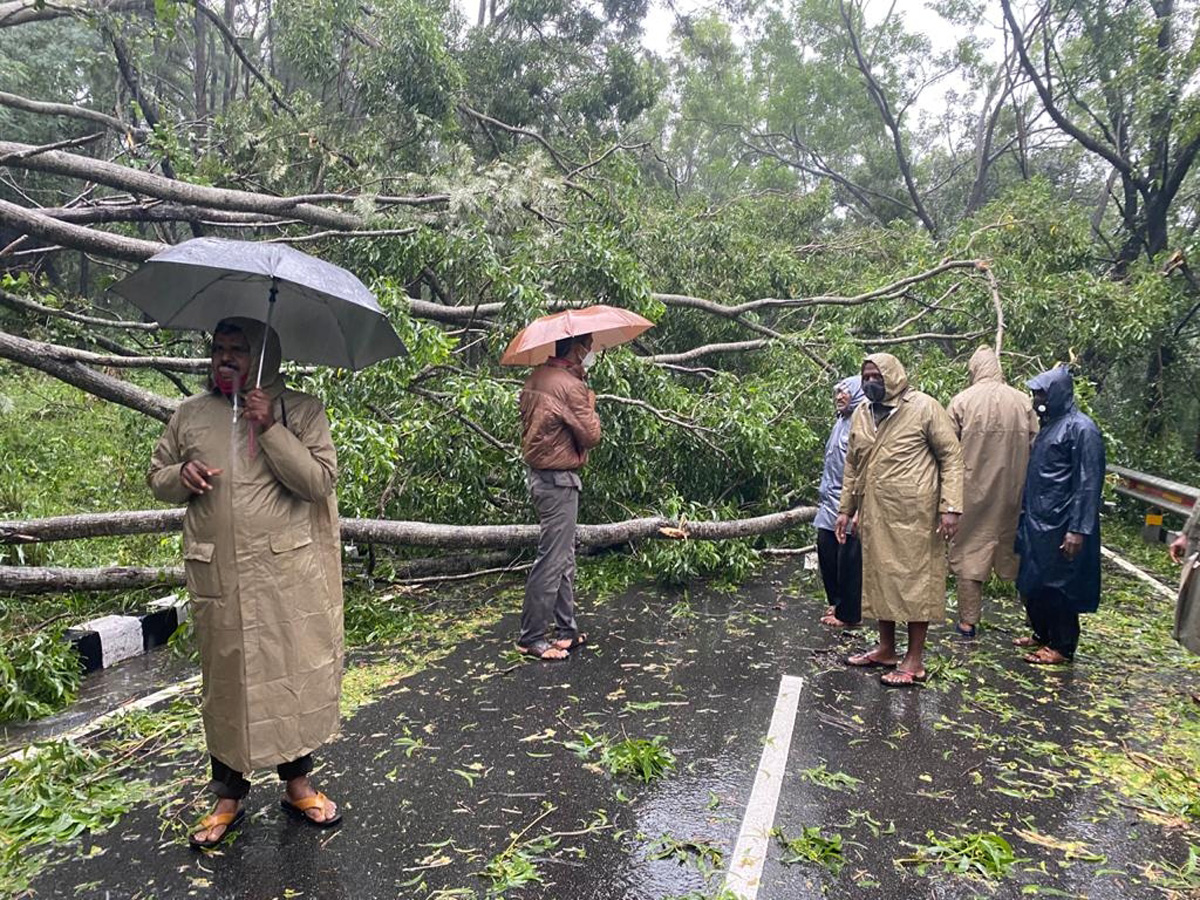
left=64, top=594, right=190, bottom=673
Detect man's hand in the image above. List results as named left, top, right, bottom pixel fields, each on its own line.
left=1060, top=531, right=1084, bottom=560
left=835, top=512, right=851, bottom=545
left=938, top=512, right=961, bottom=541
left=1171, top=532, right=1190, bottom=564
left=244, top=388, right=275, bottom=427
left=181, top=460, right=222, bottom=494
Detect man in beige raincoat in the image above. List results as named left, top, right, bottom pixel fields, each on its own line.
left=946, top=347, right=1037, bottom=638
left=835, top=353, right=964, bottom=687
left=149, top=317, right=343, bottom=848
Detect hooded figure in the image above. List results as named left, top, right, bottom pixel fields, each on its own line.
left=838, top=353, right=964, bottom=685
left=148, top=316, right=343, bottom=844
left=815, top=376, right=867, bottom=626
left=946, top=347, right=1038, bottom=636
left=1014, top=365, right=1104, bottom=663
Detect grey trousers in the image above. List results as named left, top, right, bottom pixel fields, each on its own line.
left=519, top=469, right=580, bottom=646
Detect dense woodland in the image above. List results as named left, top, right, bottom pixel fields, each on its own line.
left=1, top=0, right=1200, bottom=699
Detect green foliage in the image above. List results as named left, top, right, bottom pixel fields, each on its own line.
left=0, top=740, right=151, bottom=894
left=0, top=632, right=81, bottom=723
left=772, top=825, right=846, bottom=873
left=899, top=830, right=1019, bottom=879
left=566, top=732, right=675, bottom=782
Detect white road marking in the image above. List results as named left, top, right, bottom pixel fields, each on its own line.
left=0, top=675, right=202, bottom=768
left=724, top=674, right=805, bottom=900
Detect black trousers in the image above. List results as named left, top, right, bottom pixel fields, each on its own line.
left=816, top=527, right=862, bottom=624
left=208, top=753, right=313, bottom=800
left=1023, top=588, right=1080, bottom=658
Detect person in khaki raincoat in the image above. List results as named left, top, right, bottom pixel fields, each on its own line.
left=835, top=353, right=964, bottom=687
left=149, top=318, right=343, bottom=847
left=1169, top=506, right=1200, bottom=657
left=946, top=347, right=1038, bottom=638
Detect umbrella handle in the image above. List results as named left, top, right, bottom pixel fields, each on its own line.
left=255, top=279, right=277, bottom=389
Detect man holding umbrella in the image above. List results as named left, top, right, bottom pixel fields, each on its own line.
left=502, top=305, right=653, bottom=661
left=121, top=237, right=406, bottom=847
left=150, top=318, right=344, bottom=846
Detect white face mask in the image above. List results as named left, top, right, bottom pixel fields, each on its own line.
left=581, top=350, right=597, bottom=370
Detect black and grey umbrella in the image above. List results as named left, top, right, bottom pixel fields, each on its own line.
left=112, top=237, right=406, bottom=386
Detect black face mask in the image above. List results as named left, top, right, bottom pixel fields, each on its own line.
left=863, top=380, right=886, bottom=404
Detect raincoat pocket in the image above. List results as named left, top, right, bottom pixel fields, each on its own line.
left=183, top=541, right=221, bottom=597
left=269, top=527, right=313, bottom=554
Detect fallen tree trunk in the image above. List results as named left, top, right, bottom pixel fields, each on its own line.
left=0, top=564, right=184, bottom=593
left=1, top=505, right=815, bottom=547
left=0, top=505, right=816, bottom=592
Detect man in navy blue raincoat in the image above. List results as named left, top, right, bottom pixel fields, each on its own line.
left=814, top=376, right=866, bottom=627
left=1014, top=365, right=1105, bottom=664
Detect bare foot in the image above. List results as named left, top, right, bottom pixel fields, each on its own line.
left=820, top=614, right=859, bottom=627
left=192, top=797, right=240, bottom=844
left=286, top=777, right=339, bottom=824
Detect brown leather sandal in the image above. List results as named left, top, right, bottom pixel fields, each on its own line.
left=281, top=791, right=342, bottom=828
left=188, top=807, right=245, bottom=849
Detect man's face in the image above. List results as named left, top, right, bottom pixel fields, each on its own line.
left=861, top=361, right=883, bottom=387
left=835, top=388, right=851, bottom=413
left=573, top=335, right=594, bottom=363
left=212, top=329, right=252, bottom=389
left=1031, top=388, right=1048, bottom=415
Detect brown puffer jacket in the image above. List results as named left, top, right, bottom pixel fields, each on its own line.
left=520, top=359, right=602, bottom=470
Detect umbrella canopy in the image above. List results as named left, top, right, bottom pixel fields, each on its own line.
left=500, top=305, right=654, bottom=366
left=111, top=237, right=406, bottom=372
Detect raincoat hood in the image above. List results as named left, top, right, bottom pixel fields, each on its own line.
left=1026, top=365, right=1074, bottom=419
left=836, top=375, right=866, bottom=417
left=864, top=353, right=909, bottom=404
left=968, top=346, right=1003, bottom=385
left=211, top=316, right=283, bottom=395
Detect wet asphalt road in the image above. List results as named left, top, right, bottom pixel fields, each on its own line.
left=26, top=562, right=1199, bottom=899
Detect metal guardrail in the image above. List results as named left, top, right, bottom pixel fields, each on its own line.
left=1108, top=464, right=1198, bottom=519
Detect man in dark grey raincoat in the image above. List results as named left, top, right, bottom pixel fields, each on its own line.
left=814, top=376, right=866, bottom=626
left=1014, top=365, right=1105, bottom=664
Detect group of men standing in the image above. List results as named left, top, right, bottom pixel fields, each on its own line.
left=815, top=347, right=1106, bottom=685
left=154, top=317, right=1108, bottom=847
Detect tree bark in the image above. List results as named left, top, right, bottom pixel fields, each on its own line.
left=0, top=142, right=362, bottom=230
left=0, top=564, right=184, bottom=593
left=0, top=505, right=817, bottom=547
left=0, top=329, right=179, bottom=421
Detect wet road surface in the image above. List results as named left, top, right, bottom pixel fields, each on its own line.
left=22, top=561, right=1200, bottom=899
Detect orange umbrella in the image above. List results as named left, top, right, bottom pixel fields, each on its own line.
left=500, top=304, right=655, bottom=366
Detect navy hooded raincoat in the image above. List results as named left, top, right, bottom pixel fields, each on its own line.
left=1014, top=366, right=1105, bottom=613
left=814, top=376, right=866, bottom=532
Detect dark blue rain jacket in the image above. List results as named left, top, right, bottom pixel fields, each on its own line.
left=1015, top=366, right=1105, bottom=612
left=814, top=376, right=866, bottom=531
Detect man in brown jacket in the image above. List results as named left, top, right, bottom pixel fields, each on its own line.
left=517, top=332, right=602, bottom=660
left=946, top=347, right=1038, bottom=638
left=149, top=318, right=343, bottom=848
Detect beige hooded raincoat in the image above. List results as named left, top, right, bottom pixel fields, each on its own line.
left=148, top=318, right=343, bottom=772
left=839, top=353, right=964, bottom=622
left=946, top=347, right=1038, bottom=582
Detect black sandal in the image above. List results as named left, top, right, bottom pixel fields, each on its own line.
left=515, top=640, right=568, bottom=660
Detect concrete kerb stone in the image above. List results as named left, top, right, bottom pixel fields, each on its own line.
left=64, top=593, right=189, bottom=673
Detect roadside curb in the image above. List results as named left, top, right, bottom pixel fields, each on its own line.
left=64, top=593, right=190, bottom=673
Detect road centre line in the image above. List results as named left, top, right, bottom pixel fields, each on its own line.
left=723, top=674, right=805, bottom=900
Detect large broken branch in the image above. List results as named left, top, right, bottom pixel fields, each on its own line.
left=0, top=564, right=183, bottom=593
left=0, top=0, right=149, bottom=27
left=0, top=142, right=363, bottom=230
left=641, top=339, right=771, bottom=364
left=0, top=287, right=158, bottom=330
left=0, top=329, right=178, bottom=421
left=0, top=91, right=133, bottom=134
left=0, top=200, right=166, bottom=260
